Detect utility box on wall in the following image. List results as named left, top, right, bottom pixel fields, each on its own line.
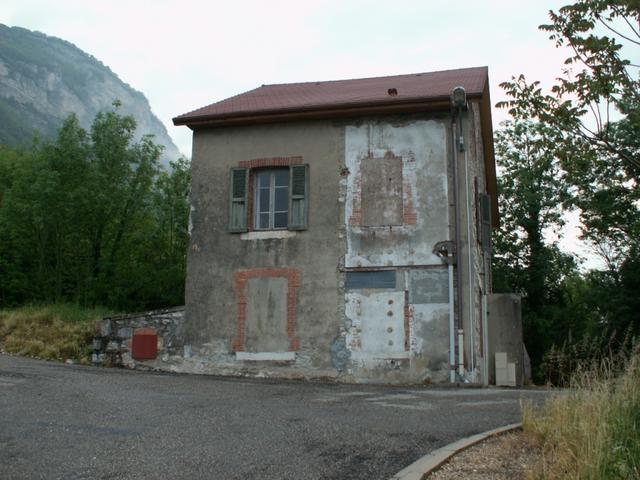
left=131, top=328, right=158, bottom=360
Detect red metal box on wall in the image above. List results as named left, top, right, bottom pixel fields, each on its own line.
left=131, top=328, right=158, bottom=360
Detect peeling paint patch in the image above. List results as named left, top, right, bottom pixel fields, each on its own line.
left=345, top=291, right=406, bottom=366
left=409, top=269, right=449, bottom=304
left=330, top=333, right=350, bottom=372
left=344, top=120, right=449, bottom=268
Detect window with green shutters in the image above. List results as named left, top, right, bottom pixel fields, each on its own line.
left=228, top=164, right=309, bottom=233
left=288, top=164, right=308, bottom=230
left=229, top=168, right=249, bottom=232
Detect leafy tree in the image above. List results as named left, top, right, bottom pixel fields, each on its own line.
left=500, top=0, right=639, bottom=170
left=0, top=105, right=190, bottom=310
left=497, top=0, right=639, bottom=340
left=493, top=119, right=578, bottom=375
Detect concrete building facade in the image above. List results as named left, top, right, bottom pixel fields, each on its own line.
left=172, top=67, right=509, bottom=384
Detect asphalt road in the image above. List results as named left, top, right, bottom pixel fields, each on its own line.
left=0, top=355, right=549, bottom=480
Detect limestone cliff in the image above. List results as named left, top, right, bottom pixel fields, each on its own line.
left=0, top=24, right=181, bottom=164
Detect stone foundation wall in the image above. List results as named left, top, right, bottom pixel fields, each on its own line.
left=92, top=307, right=184, bottom=368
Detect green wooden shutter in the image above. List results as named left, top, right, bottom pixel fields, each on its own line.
left=288, top=164, right=309, bottom=230
left=478, top=192, right=492, bottom=253
left=229, top=168, right=248, bottom=232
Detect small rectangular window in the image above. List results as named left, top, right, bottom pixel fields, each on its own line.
left=229, top=163, right=308, bottom=233
left=345, top=270, right=396, bottom=290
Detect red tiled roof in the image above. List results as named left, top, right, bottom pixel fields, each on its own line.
left=173, top=66, right=488, bottom=126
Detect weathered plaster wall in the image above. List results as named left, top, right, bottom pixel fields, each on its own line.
left=344, top=119, right=449, bottom=267
left=170, top=110, right=492, bottom=384
left=182, top=120, right=344, bottom=378
left=338, top=116, right=456, bottom=382
left=455, top=100, right=492, bottom=383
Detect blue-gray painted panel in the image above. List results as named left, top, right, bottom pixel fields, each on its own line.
left=345, top=271, right=396, bottom=290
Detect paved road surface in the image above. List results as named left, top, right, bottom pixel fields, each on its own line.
left=0, top=355, right=548, bottom=480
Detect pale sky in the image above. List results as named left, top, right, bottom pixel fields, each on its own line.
left=0, top=0, right=607, bottom=265
left=1, top=0, right=573, bottom=157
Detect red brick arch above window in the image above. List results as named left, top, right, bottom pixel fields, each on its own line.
left=238, top=156, right=303, bottom=169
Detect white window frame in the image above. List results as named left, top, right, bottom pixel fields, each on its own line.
left=254, top=168, right=289, bottom=230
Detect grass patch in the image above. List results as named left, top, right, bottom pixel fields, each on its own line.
left=0, top=304, right=115, bottom=364
left=523, top=349, right=640, bottom=479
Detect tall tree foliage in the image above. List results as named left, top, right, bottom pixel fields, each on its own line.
left=0, top=106, right=190, bottom=310
left=496, top=0, right=639, bottom=378
left=493, top=119, right=578, bottom=373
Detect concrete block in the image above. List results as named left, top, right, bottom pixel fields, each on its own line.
left=496, top=369, right=508, bottom=386
left=508, top=363, right=516, bottom=386
left=495, top=352, right=507, bottom=369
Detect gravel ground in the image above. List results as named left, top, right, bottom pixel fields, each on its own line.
left=427, top=430, right=542, bottom=479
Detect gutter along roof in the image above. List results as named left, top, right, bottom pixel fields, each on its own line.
left=173, top=66, right=488, bottom=127
left=173, top=66, right=498, bottom=225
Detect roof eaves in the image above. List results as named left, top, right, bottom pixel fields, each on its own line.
left=172, top=91, right=484, bottom=127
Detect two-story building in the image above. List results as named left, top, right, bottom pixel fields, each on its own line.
left=171, top=67, right=521, bottom=384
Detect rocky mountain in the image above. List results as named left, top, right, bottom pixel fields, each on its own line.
left=0, top=24, right=181, bottom=164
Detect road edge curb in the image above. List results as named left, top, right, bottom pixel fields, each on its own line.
left=389, top=422, right=523, bottom=480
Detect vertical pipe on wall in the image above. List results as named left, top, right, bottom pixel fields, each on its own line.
left=451, top=110, right=465, bottom=377
left=463, top=138, right=476, bottom=378
left=458, top=329, right=464, bottom=376
left=482, top=290, right=489, bottom=385
left=448, top=262, right=455, bottom=383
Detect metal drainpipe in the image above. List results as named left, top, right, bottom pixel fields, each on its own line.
left=448, top=261, right=455, bottom=383
left=450, top=107, right=465, bottom=379
left=482, top=287, right=489, bottom=385
left=462, top=124, right=476, bottom=378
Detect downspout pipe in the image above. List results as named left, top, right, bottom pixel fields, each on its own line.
left=450, top=87, right=466, bottom=378
left=463, top=121, right=476, bottom=378
left=433, top=241, right=456, bottom=384
left=448, top=262, right=455, bottom=383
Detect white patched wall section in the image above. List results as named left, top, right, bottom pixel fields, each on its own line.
left=344, top=120, right=448, bottom=267
left=342, top=119, right=454, bottom=380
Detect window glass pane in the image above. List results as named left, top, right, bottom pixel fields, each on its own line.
left=256, top=171, right=270, bottom=188
left=274, top=212, right=288, bottom=228
left=258, top=213, right=270, bottom=229
left=274, top=169, right=289, bottom=187
left=274, top=186, right=288, bottom=212
left=259, top=188, right=270, bottom=212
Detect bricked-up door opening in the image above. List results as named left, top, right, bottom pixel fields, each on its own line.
left=232, top=269, right=301, bottom=354
left=245, top=277, right=289, bottom=352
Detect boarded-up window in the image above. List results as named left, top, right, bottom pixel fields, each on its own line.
left=361, top=155, right=403, bottom=227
